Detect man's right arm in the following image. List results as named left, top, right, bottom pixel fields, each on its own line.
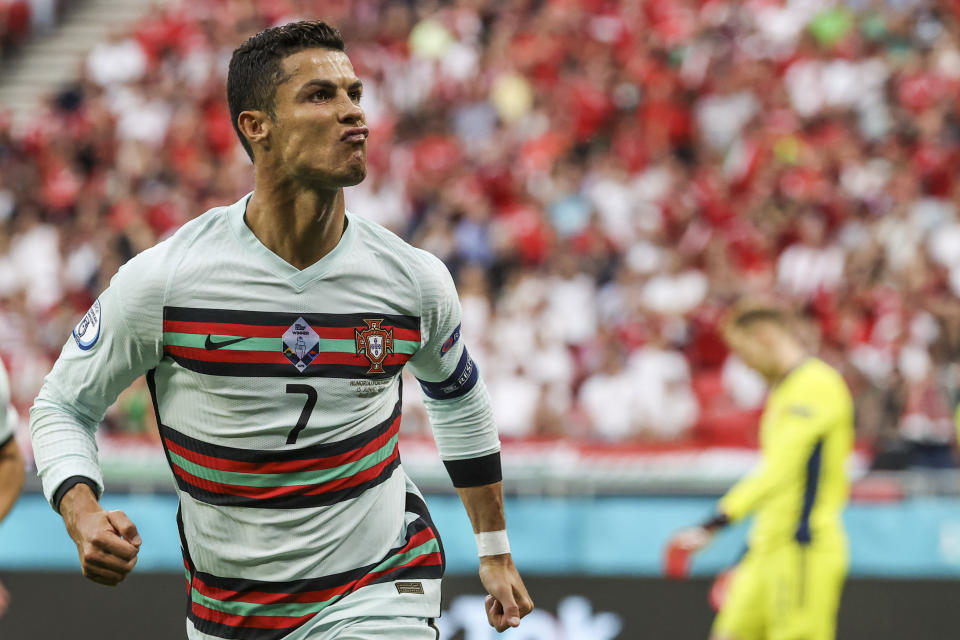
left=30, top=252, right=165, bottom=585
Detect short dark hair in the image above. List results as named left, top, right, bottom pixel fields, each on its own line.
left=729, top=302, right=790, bottom=329
left=227, top=20, right=345, bottom=161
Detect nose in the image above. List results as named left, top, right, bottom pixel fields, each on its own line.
left=338, top=92, right=364, bottom=125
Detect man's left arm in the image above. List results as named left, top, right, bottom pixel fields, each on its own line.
left=457, top=482, right=533, bottom=632
left=405, top=250, right=533, bottom=632
left=717, top=402, right=828, bottom=523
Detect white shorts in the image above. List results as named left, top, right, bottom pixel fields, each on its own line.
left=306, top=616, right=439, bottom=640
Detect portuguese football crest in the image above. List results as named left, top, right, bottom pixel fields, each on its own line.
left=282, top=317, right=320, bottom=372
left=355, top=319, right=394, bottom=374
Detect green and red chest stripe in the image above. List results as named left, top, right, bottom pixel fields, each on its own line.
left=159, top=398, right=402, bottom=509
left=161, top=306, right=420, bottom=379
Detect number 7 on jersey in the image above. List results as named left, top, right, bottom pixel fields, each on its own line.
left=285, top=384, right=317, bottom=444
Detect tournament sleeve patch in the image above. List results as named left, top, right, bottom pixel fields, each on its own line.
left=418, top=347, right=479, bottom=400
left=72, top=299, right=102, bottom=351
left=440, top=324, right=461, bottom=357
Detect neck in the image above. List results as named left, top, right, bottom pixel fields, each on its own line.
left=244, top=170, right=347, bottom=270
left=770, top=339, right=808, bottom=384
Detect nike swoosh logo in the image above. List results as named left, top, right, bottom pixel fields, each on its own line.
left=204, top=335, right=251, bottom=350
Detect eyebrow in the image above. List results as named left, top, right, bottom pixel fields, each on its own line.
left=299, top=79, right=364, bottom=94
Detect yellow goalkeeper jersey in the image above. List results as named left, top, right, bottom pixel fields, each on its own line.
left=719, top=358, right=853, bottom=552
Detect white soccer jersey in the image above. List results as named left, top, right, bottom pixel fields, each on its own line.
left=30, top=192, right=500, bottom=639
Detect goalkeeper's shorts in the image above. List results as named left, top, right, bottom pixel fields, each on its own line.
left=712, top=542, right=847, bottom=640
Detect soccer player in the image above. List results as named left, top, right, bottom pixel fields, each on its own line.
left=0, top=358, right=25, bottom=617
left=667, top=303, right=853, bottom=640
left=29, top=21, right=532, bottom=639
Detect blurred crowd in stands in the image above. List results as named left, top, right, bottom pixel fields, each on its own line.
left=0, top=0, right=69, bottom=56
left=1, top=0, right=959, bottom=469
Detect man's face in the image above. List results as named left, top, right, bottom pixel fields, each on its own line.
left=724, top=323, right=778, bottom=380
left=267, top=48, right=368, bottom=188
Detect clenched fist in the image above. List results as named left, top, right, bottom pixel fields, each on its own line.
left=60, top=484, right=141, bottom=586
left=479, top=554, right=534, bottom=632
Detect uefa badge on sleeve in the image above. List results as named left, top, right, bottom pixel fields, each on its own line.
left=355, top=319, right=394, bottom=374
left=72, top=300, right=102, bottom=351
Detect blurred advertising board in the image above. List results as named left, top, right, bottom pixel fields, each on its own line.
left=4, top=493, right=960, bottom=578
left=0, top=573, right=956, bottom=639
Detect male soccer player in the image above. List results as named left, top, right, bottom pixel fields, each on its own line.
left=667, top=304, right=853, bottom=640
left=29, top=21, right=532, bottom=639
left=0, top=358, right=25, bottom=617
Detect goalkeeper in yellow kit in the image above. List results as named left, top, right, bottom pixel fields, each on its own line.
left=668, top=304, right=854, bottom=640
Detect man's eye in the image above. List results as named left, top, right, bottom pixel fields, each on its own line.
left=350, top=92, right=362, bottom=102
left=311, top=91, right=331, bottom=101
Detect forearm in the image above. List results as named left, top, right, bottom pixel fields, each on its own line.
left=460, top=480, right=533, bottom=631
left=29, top=400, right=104, bottom=509
left=0, top=438, right=24, bottom=524
left=456, top=481, right=507, bottom=533
left=59, top=482, right=103, bottom=539
left=428, top=380, right=510, bottom=553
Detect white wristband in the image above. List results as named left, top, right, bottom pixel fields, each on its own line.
left=475, top=530, right=510, bottom=557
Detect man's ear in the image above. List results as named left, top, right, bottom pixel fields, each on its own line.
left=237, top=110, right=272, bottom=154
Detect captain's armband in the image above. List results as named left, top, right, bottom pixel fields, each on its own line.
left=417, top=348, right=479, bottom=400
